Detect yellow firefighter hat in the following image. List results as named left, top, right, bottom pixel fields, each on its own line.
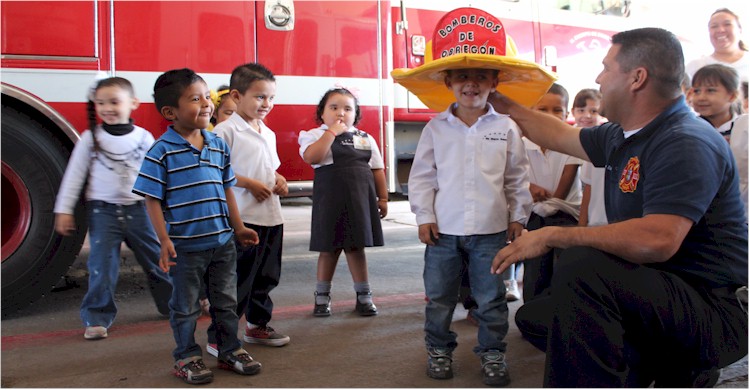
left=391, top=7, right=557, bottom=112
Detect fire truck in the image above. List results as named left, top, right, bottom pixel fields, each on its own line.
left=0, top=0, right=721, bottom=312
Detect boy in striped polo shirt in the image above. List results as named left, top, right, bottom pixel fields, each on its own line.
left=133, top=68, right=261, bottom=385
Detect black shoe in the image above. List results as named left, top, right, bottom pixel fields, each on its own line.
left=313, top=292, right=331, bottom=317
left=355, top=292, right=378, bottom=316
left=480, top=350, right=510, bottom=387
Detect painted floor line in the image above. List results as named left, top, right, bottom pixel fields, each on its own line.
left=1, top=292, right=426, bottom=351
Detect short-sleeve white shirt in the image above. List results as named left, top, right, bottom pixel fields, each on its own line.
left=213, top=112, right=283, bottom=226
left=524, top=138, right=583, bottom=209
left=580, top=161, right=608, bottom=226
left=297, top=125, right=384, bottom=169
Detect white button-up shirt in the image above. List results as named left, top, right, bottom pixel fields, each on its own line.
left=213, top=112, right=283, bottom=226
left=408, top=104, right=532, bottom=235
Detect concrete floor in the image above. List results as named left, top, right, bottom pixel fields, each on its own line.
left=1, top=198, right=746, bottom=387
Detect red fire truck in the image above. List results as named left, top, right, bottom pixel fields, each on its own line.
left=1, top=0, right=715, bottom=312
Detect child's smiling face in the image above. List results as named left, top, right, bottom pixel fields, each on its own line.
left=170, top=81, right=214, bottom=132
left=444, top=68, right=499, bottom=110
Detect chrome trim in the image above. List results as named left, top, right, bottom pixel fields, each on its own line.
left=94, top=0, right=99, bottom=58
left=1, top=83, right=81, bottom=143
left=0, top=54, right=98, bottom=62
left=286, top=180, right=313, bottom=197
left=108, top=0, right=115, bottom=73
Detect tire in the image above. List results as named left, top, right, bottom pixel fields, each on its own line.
left=1, top=106, right=87, bottom=315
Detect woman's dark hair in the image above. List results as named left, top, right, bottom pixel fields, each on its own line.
left=315, top=88, right=362, bottom=126
left=87, top=77, right=135, bottom=157
left=153, top=68, right=205, bottom=112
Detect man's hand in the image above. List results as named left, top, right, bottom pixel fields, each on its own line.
left=418, top=223, right=440, bottom=246
left=236, top=226, right=260, bottom=247
left=491, top=227, right=556, bottom=275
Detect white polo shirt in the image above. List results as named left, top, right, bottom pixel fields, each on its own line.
left=213, top=112, right=283, bottom=226
left=524, top=138, right=583, bottom=216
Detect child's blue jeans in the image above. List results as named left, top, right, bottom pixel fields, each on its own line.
left=81, top=200, right=171, bottom=328
left=423, top=232, right=510, bottom=355
left=169, top=238, right=242, bottom=361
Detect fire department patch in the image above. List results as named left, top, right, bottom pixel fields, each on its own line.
left=619, top=156, right=640, bottom=193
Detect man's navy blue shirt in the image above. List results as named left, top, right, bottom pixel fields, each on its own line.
left=580, top=96, right=747, bottom=289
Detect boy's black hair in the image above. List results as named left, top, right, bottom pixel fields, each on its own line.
left=153, top=68, right=205, bottom=113
left=547, top=83, right=570, bottom=109
left=572, top=88, right=601, bottom=109
left=230, top=63, right=275, bottom=95
left=315, top=88, right=362, bottom=126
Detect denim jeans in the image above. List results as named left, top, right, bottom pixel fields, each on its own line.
left=81, top=201, right=172, bottom=328
left=423, top=232, right=509, bottom=355
left=169, top=238, right=241, bottom=361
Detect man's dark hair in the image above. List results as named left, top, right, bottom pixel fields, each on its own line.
left=153, top=68, right=205, bottom=112
left=230, top=63, right=276, bottom=95
left=611, top=28, right=684, bottom=99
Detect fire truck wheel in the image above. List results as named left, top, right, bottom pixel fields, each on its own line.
left=1, top=106, right=87, bottom=316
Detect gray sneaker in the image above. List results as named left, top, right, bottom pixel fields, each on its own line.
left=426, top=347, right=453, bottom=379
left=173, top=356, right=213, bottom=385
left=218, top=348, right=262, bottom=375
left=480, top=350, right=510, bottom=387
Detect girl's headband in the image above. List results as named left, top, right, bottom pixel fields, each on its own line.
left=210, top=88, right=230, bottom=108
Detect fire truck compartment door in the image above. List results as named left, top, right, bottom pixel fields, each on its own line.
left=265, top=0, right=295, bottom=31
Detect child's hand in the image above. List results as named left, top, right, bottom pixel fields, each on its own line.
left=236, top=227, right=259, bottom=247
left=54, top=213, right=76, bottom=236
left=377, top=199, right=388, bottom=218
left=159, top=241, right=177, bottom=272
left=328, top=119, right=348, bottom=136
left=506, top=222, right=524, bottom=243
left=248, top=179, right=273, bottom=202
left=273, top=174, right=288, bottom=196
left=418, top=223, right=440, bottom=246
left=529, top=183, right=552, bottom=203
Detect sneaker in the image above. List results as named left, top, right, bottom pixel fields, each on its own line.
left=504, top=279, right=520, bottom=302
left=173, top=356, right=213, bottom=385
left=218, top=348, right=262, bottom=375
left=480, top=350, right=510, bottom=387
left=206, top=343, right=218, bottom=358
left=244, top=325, right=290, bottom=347
left=426, top=347, right=453, bottom=379
left=84, top=326, right=108, bottom=340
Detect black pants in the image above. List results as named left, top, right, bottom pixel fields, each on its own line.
left=523, top=211, right=578, bottom=303
left=516, top=246, right=747, bottom=387
left=208, top=223, right=284, bottom=343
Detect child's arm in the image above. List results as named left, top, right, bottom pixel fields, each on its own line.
left=579, top=184, right=591, bottom=227
left=372, top=168, right=388, bottom=218
left=144, top=196, right=177, bottom=272
left=53, top=131, right=94, bottom=235
left=302, top=121, right=347, bottom=164
left=273, top=172, right=289, bottom=196
left=225, top=187, right=259, bottom=247
left=235, top=174, right=273, bottom=202
left=507, top=221, right=524, bottom=242
left=552, top=164, right=580, bottom=200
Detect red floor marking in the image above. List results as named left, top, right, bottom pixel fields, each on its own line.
left=1, top=292, right=425, bottom=351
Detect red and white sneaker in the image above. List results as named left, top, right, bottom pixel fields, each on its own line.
left=243, top=325, right=290, bottom=347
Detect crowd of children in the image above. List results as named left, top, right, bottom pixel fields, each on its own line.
left=53, top=5, right=748, bottom=388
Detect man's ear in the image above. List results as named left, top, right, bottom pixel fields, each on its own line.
left=161, top=106, right=176, bottom=121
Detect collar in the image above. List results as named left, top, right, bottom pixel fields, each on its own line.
left=102, top=120, right=135, bottom=136
left=227, top=112, right=265, bottom=133
left=438, top=103, right=500, bottom=124
left=625, top=96, right=691, bottom=140
left=161, top=126, right=215, bottom=146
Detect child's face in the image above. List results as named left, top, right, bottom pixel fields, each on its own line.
left=572, top=98, right=601, bottom=128
left=213, top=96, right=237, bottom=125
left=233, top=80, right=276, bottom=123
left=168, top=81, right=214, bottom=132
left=445, top=69, right=499, bottom=110
left=533, top=93, right=568, bottom=122
left=94, top=85, right=139, bottom=125
left=692, top=81, right=737, bottom=119
left=320, top=93, right=356, bottom=128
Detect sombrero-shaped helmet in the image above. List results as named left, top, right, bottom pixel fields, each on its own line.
left=391, top=7, right=557, bottom=112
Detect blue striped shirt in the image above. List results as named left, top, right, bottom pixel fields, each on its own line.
left=133, top=126, right=237, bottom=252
